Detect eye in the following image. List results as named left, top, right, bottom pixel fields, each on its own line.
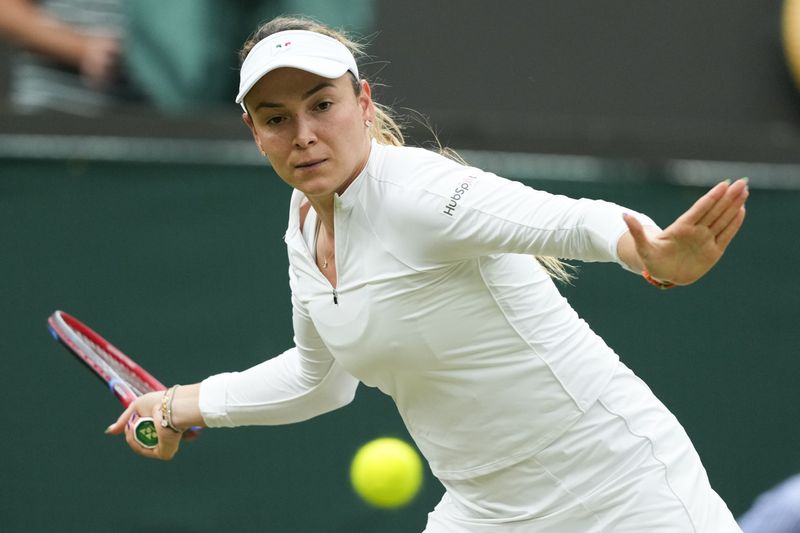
left=266, top=115, right=285, bottom=126
left=316, top=101, right=333, bottom=111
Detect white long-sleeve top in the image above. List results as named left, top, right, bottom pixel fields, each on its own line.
left=199, top=140, right=657, bottom=480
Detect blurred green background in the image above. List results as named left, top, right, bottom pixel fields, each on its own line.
left=1, top=0, right=799, bottom=530
left=1, top=156, right=798, bottom=531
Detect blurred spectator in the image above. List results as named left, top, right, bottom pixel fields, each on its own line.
left=739, top=474, right=800, bottom=533
left=123, top=0, right=375, bottom=114
left=0, top=0, right=143, bottom=115
left=0, top=0, right=374, bottom=116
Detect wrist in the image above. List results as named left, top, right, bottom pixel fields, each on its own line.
left=166, top=383, right=205, bottom=431
left=642, top=270, right=676, bottom=290
left=160, top=385, right=184, bottom=433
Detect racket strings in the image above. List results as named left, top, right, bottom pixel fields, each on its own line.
left=75, top=330, right=154, bottom=396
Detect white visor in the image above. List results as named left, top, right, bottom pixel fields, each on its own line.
left=236, top=30, right=359, bottom=107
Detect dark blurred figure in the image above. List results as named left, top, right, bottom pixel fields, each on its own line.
left=0, top=0, right=374, bottom=116
left=123, top=0, right=375, bottom=114
left=0, top=0, right=143, bottom=115
left=784, top=0, right=800, bottom=91
left=739, top=474, right=800, bottom=533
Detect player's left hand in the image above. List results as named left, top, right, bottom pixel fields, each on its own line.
left=622, top=178, right=749, bottom=286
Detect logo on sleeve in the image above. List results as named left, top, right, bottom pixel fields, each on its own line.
left=441, top=176, right=478, bottom=217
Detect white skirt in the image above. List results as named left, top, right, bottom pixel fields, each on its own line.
left=424, top=363, right=742, bottom=532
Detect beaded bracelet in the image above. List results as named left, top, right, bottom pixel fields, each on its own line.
left=160, top=385, right=184, bottom=433
left=643, top=270, right=676, bottom=290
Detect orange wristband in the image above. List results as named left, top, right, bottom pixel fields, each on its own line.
left=643, top=270, right=676, bottom=290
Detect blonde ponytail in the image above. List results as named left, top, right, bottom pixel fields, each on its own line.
left=369, top=104, right=404, bottom=146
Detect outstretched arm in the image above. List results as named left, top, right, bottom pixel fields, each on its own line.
left=617, top=178, right=749, bottom=286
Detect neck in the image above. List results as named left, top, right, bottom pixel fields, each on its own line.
left=307, top=196, right=335, bottom=236
left=306, top=138, right=372, bottom=235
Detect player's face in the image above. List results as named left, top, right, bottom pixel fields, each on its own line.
left=243, top=68, right=374, bottom=199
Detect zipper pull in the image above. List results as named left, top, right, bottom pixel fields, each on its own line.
left=332, top=288, right=339, bottom=305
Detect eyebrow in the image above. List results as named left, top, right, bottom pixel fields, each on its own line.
left=252, top=82, right=336, bottom=111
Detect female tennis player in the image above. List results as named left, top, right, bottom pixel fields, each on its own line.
left=107, top=16, right=748, bottom=532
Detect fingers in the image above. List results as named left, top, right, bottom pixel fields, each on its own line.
left=709, top=181, right=749, bottom=236
left=700, top=179, right=747, bottom=229
left=675, top=178, right=748, bottom=237
left=715, top=206, right=746, bottom=250
left=121, top=411, right=175, bottom=460
left=79, top=35, right=121, bottom=88
left=110, top=395, right=182, bottom=461
left=678, top=180, right=730, bottom=226
left=122, top=412, right=158, bottom=458
left=698, top=178, right=747, bottom=225
left=620, top=213, right=657, bottom=272
left=622, top=212, right=648, bottom=251
left=105, top=403, right=136, bottom=435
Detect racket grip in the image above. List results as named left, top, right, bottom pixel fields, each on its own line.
left=133, top=417, right=158, bottom=449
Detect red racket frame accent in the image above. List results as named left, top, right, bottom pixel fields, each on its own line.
left=48, top=310, right=166, bottom=406
left=48, top=310, right=201, bottom=440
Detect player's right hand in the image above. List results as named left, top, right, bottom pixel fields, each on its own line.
left=106, top=391, right=183, bottom=461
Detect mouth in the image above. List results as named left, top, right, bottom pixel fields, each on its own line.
left=294, top=158, right=327, bottom=170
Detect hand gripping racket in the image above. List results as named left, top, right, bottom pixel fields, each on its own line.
left=47, top=310, right=200, bottom=448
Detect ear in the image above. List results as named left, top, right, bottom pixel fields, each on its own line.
left=242, top=111, right=256, bottom=136
left=242, top=112, right=266, bottom=155
left=358, top=79, right=375, bottom=123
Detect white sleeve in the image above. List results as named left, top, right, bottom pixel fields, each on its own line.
left=393, top=165, right=658, bottom=271
left=198, top=291, right=359, bottom=428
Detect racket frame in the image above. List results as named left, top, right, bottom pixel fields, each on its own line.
left=47, top=310, right=201, bottom=442
left=47, top=310, right=166, bottom=406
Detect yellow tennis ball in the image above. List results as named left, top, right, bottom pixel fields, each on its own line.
left=350, top=437, right=423, bottom=509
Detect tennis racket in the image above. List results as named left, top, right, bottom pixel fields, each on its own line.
left=47, top=310, right=199, bottom=448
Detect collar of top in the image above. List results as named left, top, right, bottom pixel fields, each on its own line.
left=236, top=30, right=359, bottom=109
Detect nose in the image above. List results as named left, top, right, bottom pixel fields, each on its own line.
left=293, top=116, right=317, bottom=148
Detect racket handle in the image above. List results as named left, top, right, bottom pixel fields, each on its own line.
left=133, top=417, right=158, bottom=449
